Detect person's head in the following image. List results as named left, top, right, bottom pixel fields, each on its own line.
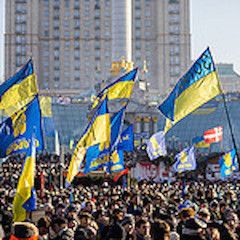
left=94, top=210, right=109, bottom=226
left=219, top=201, right=227, bottom=214
left=121, top=215, right=135, bottom=235
left=66, top=205, right=78, bottom=219
left=207, top=228, right=220, bottom=240
left=67, top=217, right=79, bottom=231
left=135, top=219, right=151, bottom=238
left=113, top=208, right=124, bottom=222
left=84, top=201, right=95, bottom=213
left=0, top=210, right=12, bottom=237
left=133, top=208, right=143, bottom=222
left=78, top=212, right=93, bottom=228
left=209, top=200, right=218, bottom=211
left=51, top=216, right=67, bottom=233
left=198, top=208, right=211, bottom=223
left=178, top=208, right=195, bottom=221
left=107, top=223, right=126, bottom=240
left=151, top=220, right=170, bottom=240
left=37, top=217, right=50, bottom=236
left=55, top=203, right=66, bottom=217
left=10, top=222, right=39, bottom=240
left=224, top=210, right=239, bottom=231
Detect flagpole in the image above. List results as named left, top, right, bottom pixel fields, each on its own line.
left=221, top=93, right=239, bottom=160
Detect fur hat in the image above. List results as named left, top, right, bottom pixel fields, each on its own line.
left=10, top=222, right=39, bottom=240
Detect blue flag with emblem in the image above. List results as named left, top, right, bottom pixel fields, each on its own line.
left=172, top=146, right=196, bottom=173
left=117, top=125, right=134, bottom=152
left=0, top=97, right=43, bottom=158
left=146, top=131, right=167, bottom=160
left=159, top=48, right=222, bottom=133
left=219, top=149, right=238, bottom=178
left=84, top=107, right=125, bottom=173
left=108, top=150, right=125, bottom=173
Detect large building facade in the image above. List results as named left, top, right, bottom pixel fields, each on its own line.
left=4, top=0, right=191, bottom=98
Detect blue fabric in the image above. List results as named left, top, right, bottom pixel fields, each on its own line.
left=97, top=68, right=138, bottom=99
left=159, top=48, right=216, bottom=121
left=172, top=146, right=196, bottom=173
left=0, top=60, right=33, bottom=96
left=219, top=149, right=238, bottom=178
left=117, top=125, right=134, bottom=152
left=84, top=107, right=125, bottom=173
left=0, top=97, right=44, bottom=157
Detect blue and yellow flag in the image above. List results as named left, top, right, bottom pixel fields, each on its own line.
left=192, top=136, right=210, bottom=148
left=172, top=146, right=196, bottom=173
left=219, top=149, right=238, bottom=178
left=159, top=48, right=222, bottom=133
left=0, top=97, right=43, bottom=157
left=146, top=131, right=167, bottom=160
left=66, top=97, right=110, bottom=185
left=0, top=59, right=38, bottom=117
left=84, top=107, right=125, bottom=173
left=92, top=68, right=138, bottom=109
left=13, top=136, right=37, bottom=222
left=109, top=150, right=125, bottom=173
left=117, top=125, right=134, bottom=152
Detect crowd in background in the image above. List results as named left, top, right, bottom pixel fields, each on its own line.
left=0, top=154, right=240, bottom=240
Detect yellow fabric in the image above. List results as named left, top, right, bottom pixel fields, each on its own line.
left=224, top=153, right=233, bottom=168
left=91, top=93, right=107, bottom=110
left=0, top=74, right=38, bottom=117
left=180, top=151, right=188, bottom=163
left=111, top=150, right=120, bottom=164
left=107, top=81, right=134, bottom=100
left=89, top=157, right=107, bottom=169
left=66, top=113, right=110, bottom=184
left=39, top=96, right=52, bottom=117
left=13, top=152, right=36, bottom=222
left=111, top=164, right=123, bottom=171
left=91, top=81, right=133, bottom=109
left=11, top=106, right=27, bottom=137
left=194, top=141, right=210, bottom=148
left=164, top=71, right=221, bottom=133
left=80, top=114, right=110, bottom=147
left=66, top=146, right=86, bottom=183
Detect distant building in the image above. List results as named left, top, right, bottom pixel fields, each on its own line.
left=4, top=0, right=191, bottom=98
left=217, top=63, right=240, bottom=93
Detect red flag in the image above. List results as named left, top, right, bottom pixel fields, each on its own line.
left=204, top=126, right=223, bottom=143
left=113, top=168, right=129, bottom=182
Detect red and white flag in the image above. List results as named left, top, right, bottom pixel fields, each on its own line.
left=204, top=126, right=223, bottom=144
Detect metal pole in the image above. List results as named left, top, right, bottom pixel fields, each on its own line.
left=60, top=145, right=65, bottom=189
left=222, top=94, right=239, bottom=160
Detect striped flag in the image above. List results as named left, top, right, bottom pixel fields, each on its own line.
left=204, top=126, right=223, bottom=144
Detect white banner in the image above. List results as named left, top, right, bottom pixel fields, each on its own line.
left=131, top=161, right=173, bottom=182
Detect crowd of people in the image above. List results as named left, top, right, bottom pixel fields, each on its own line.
left=0, top=154, right=240, bottom=239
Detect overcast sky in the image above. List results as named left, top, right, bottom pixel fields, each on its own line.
left=0, top=0, right=240, bottom=80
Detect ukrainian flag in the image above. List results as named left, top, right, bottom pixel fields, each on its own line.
left=84, top=107, right=125, bottom=173
left=219, top=149, right=238, bottom=178
left=159, top=48, right=222, bottom=133
left=66, top=97, right=110, bottom=185
left=92, top=68, right=138, bottom=109
left=0, top=59, right=38, bottom=117
left=192, top=136, right=210, bottom=148
left=13, top=136, right=37, bottom=222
